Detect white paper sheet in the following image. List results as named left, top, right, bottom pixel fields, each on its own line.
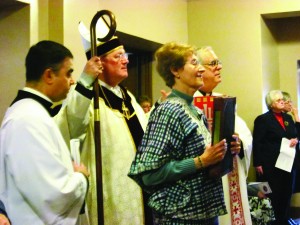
left=275, top=137, right=296, bottom=172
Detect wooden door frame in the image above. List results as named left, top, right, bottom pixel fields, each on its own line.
left=116, top=31, right=162, bottom=102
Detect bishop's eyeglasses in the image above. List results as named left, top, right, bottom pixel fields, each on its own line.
left=115, top=53, right=129, bottom=62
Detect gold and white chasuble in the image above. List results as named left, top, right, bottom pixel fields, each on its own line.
left=56, top=85, right=148, bottom=225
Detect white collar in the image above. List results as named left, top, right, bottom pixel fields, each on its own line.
left=23, top=87, right=53, bottom=103
left=98, top=80, right=122, bottom=98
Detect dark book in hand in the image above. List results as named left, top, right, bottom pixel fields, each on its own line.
left=194, top=96, right=236, bottom=178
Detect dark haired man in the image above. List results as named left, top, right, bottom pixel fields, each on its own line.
left=0, top=40, right=101, bottom=224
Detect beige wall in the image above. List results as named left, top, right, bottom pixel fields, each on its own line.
left=63, top=0, right=187, bottom=101
left=276, top=17, right=300, bottom=108
left=0, top=3, right=29, bottom=121
left=0, top=0, right=54, bottom=121
left=187, top=0, right=300, bottom=130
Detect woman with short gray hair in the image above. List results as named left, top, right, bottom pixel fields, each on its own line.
left=253, top=90, right=300, bottom=225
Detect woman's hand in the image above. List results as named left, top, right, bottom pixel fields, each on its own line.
left=230, top=134, right=241, bottom=155
left=289, top=138, right=298, bottom=148
left=257, top=191, right=266, bottom=199
left=291, top=105, right=300, bottom=122
left=196, top=139, right=227, bottom=169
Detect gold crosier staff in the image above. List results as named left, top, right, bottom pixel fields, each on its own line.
left=89, top=10, right=116, bottom=225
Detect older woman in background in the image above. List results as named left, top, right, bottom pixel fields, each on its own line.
left=282, top=91, right=300, bottom=123
left=253, top=90, right=300, bottom=225
left=129, top=42, right=241, bottom=225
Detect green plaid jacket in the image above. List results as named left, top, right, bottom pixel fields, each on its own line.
left=128, top=94, right=227, bottom=223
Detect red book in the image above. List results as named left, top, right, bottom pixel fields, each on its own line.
left=194, top=96, right=214, bottom=133
left=194, top=96, right=236, bottom=178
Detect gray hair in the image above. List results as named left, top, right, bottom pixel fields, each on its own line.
left=282, top=91, right=291, bottom=102
left=265, top=90, right=283, bottom=110
left=197, top=46, right=214, bottom=64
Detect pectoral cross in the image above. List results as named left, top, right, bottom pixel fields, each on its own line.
left=122, top=101, right=136, bottom=120
left=122, top=101, right=131, bottom=120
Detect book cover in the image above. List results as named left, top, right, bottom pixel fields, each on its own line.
left=194, top=96, right=236, bottom=178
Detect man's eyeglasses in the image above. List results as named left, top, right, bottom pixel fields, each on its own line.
left=203, top=59, right=222, bottom=67
left=115, top=53, right=128, bottom=61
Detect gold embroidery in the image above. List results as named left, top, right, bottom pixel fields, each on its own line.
left=122, top=101, right=136, bottom=120
left=100, top=84, right=136, bottom=120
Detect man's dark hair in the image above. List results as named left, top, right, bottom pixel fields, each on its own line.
left=25, top=40, right=73, bottom=81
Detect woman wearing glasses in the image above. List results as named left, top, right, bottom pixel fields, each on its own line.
left=129, top=42, right=241, bottom=225
left=253, top=90, right=300, bottom=225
